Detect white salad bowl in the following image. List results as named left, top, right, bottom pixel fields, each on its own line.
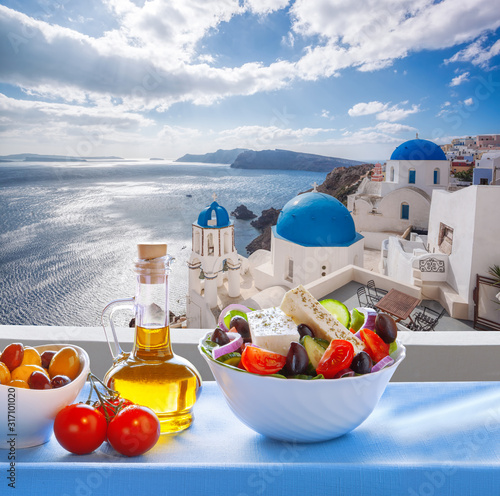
left=199, top=333, right=406, bottom=443
left=0, top=343, right=90, bottom=449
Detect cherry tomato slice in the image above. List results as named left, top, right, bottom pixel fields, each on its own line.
left=53, top=404, right=107, bottom=455
left=240, top=346, right=286, bottom=375
left=360, top=328, right=390, bottom=363
left=316, top=339, right=354, bottom=379
left=107, top=405, right=160, bottom=457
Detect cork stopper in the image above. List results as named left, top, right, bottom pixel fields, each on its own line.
left=137, top=243, right=167, bottom=260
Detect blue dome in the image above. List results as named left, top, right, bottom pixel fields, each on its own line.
left=390, top=139, right=447, bottom=161
left=197, top=201, right=231, bottom=228
left=274, top=192, right=361, bottom=247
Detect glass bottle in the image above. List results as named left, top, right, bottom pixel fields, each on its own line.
left=102, top=243, right=201, bottom=434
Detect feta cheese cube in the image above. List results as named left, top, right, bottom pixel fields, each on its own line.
left=247, top=307, right=299, bottom=356
left=280, top=285, right=365, bottom=355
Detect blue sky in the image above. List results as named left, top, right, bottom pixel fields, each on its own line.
left=0, top=0, right=499, bottom=161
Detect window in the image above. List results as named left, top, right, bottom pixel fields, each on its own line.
left=194, top=232, right=201, bottom=254
left=224, top=231, right=231, bottom=254
left=401, top=202, right=409, bottom=220
left=438, top=223, right=453, bottom=255
left=480, top=178, right=489, bottom=185
left=433, top=168, right=440, bottom=185
left=207, top=233, right=214, bottom=255
left=208, top=211, right=217, bottom=226
left=390, top=167, right=394, bottom=181
left=408, top=169, right=416, bottom=184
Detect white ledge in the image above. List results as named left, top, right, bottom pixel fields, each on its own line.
left=1, top=326, right=499, bottom=382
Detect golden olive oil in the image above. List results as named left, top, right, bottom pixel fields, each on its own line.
left=105, top=326, right=201, bottom=434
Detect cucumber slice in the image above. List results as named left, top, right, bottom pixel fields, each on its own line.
left=301, top=335, right=328, bottom=370
left=217, top=352, right=241, bottom=367
left=389, top=341, right=398, bottom=356
left=319, top=299, right=351, bottom=329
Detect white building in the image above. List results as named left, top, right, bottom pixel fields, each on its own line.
left=186, top=197, right=241, bottom=328
left=473, top=151, right=500, bottom=185
left=348, top=137, right=450, bottom=249
left=250, top=191, right=364, bottom=291
left=383, top=185, right=500, bottom=321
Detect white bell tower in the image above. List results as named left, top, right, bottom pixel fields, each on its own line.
left=186, top=194, right=241, bottom=328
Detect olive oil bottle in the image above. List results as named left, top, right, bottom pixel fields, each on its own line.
left=102, top=243, right=201, bottom=434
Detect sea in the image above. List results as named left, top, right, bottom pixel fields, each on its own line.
left=0, top=159, right=328, bottom=326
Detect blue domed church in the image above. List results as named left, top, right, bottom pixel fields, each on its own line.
left=251, top=190, right=364, bottom=290
left=187, top=196, right=242, bottom=327
left=347, top=136, right=449, bottom=249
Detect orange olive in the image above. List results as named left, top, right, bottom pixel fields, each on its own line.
left=48, top=347, right=80, bottom=380
left=1, top=343, right=25, bottom=371
left=0, top=362, right=12, bottom=385
left=11, top=364, right=49, bottom=383
left=7, top=379, right=30, bottom=389
left=20, top=347, right=42, bottom=367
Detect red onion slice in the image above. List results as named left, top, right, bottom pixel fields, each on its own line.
left=212, top=334, right=244, bottom=360
left=371, top=355, right=394, bottom=373
left=218, top=303, right=252, bottom=332
left=355, top=307, right=377, bottom=331
left=333, top=368, right=355, bottom=379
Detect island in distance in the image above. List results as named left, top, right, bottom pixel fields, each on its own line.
left=0, top=153, right=123, bottom=162
left=175, top=148, right=249, bottom=164
left=175, top=148, right=367, bottom=172
left=231, top=149, right=365, bottom=172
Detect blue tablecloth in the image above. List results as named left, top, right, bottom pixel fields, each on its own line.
left=2, top=381, right=500, bottom=496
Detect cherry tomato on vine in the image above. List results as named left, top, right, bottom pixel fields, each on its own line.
left=240, top=345, right=286, bottom=375
left=53, top=403, right=107, bottom=455
left=94, top=397, right=133, bottom=423
left=316, top=339, right=354, bottom=379
left=107, top=405, right=160, bottom=457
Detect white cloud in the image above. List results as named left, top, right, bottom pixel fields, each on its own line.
left=348, top=101, right=388, bottom=117
left=376, top=103, right=420, bottom=122
left=0, top=92, right=156, bottom=153
left=348, top=101, right=420, bottom=122
left=281, top=31, right=295, bottom=47
left=0, top=6, right=298, bottom=111
left=1, top=0, right=500, bottom=157
left=365, top=122, right=418, bottom=134
left=449, top=72, right=470, bottom=87
left=464, top=97, right=474, bottom=106
left=320, top=131, right=401, bottom=146
left=2, top=0, right=500, bottom=114
left=215, top=125, right=335, bottom=148
left=291, top=0, right=500, bottom=72
left=245, top=0, right=291, bottom=15
left=445, top=36, right=500, bottom=68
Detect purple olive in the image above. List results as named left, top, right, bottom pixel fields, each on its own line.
left=229, top=316, right=251, bottom=343
left=285, top=342, right=309, bottom=376
left=212, top=328, right=230, bottom=346
left=297, top=324, right=314, bottom=338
